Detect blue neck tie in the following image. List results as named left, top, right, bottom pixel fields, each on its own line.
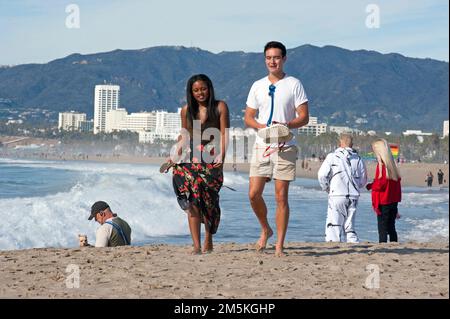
left=267, top=84, right=276, bottom=126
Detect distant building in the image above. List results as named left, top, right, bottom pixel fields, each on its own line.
left=328, top=125, right=363, bottom=135
left=94, top=84, right=120, bottom=134
left=138, top=131, right=180, bottom=143
left=104, top=107, right=182, bottom=142
left=58, top=111, right=87, bottom=131
left=298, top=116, right=327, bottom=136
left=139, top=109, right=181, bottom=143
left=444, top=120, right=449, bottom=138
left=105, top=108, right=129, bottom=133
left=79, top=120, right=94, bottom=133
left=157, top=109, right=182, bottom=134
left=402, top=130, right=433, bottom=136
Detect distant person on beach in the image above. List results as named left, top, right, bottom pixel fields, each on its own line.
left=318, top=134, right=367, bottom=243
left=244, top=41, right=309, bottom=256
left=366, top=139, right=402, bottom=243
left=437, top=169, right=444, bottom=187
left=88, top=201, right=131, bottom=247
left=164, top=74, right=230, bottom=254
left=426, top=171, right=434, bottom=187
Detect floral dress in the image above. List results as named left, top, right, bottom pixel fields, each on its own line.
left=172, top=144, right=224, bottom=234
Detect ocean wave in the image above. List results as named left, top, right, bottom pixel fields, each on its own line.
left=403, top=218, right=449, bottom=242
left=1, top=158, right=448, bottom=249
left=0, top=172, right=188, bottom=250
left=402, top=192, right=449, bottom=207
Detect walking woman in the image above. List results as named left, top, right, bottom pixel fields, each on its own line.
left=166, top=74, right=229, bottom=254
left=366, top=139, right=402, bottom=243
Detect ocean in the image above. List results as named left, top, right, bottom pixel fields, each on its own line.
left=0, top=158, right=448, bottom=250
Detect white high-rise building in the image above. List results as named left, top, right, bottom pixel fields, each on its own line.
left=94, top=84, right=120, bottom=134
left=443, top=120, right=449, bottom=138
left=58, top=111, right=86, bottom=131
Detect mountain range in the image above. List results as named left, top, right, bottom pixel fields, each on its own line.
left=0, top=44, right=448, bottom=132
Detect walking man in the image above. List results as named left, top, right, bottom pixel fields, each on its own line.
left=244, top=41, right=309, bottom=256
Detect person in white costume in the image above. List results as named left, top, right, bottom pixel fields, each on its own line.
left=318, top=134, right=367, bottom=242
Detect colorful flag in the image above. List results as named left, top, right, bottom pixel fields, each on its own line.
left=389, top=144, right=399, bottom=159
left=361, top=143, right=400, bottom=160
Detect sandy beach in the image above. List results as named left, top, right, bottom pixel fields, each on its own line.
left=0, top=242, right=447, bottom=298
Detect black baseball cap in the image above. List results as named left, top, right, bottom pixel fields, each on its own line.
left=88, top=201, right=110, bottom=220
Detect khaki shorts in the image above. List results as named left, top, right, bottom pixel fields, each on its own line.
left=249, top=144, right=298, bottom=181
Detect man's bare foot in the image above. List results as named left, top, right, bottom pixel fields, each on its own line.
left=275, top=250, right=285, bottom=257
left=255, top=227, right=273, bottom=252
left=275, top=245, right=285, bottom=257
left=191, top=247, right=202, bottom=255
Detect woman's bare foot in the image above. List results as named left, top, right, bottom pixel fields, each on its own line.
left=191, top=247, right=202, bottom=255
left=203, top=239, right=213, bottom=253
left=255, top=227, right=273, bottom=252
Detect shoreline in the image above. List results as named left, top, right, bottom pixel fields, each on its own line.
left=0, top=242, right=448, bottom=298
left=2, top=153, right=449, bottom=188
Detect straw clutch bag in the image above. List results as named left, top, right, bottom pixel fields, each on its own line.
left=257, top=123, right=294, bottom=144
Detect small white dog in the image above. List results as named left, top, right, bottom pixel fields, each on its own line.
left=78, top=234, right=92, bottom=247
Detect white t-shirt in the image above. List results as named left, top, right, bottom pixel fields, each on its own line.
left=246, top=75, right=308, bottom=146
left=95, top=217, right=114, bottom=247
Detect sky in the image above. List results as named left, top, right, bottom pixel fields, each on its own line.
left=0, top=0, right=448, bottom=65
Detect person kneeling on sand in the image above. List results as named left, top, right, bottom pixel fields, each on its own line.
left=318, top=134, right=367, bottom=243
left=88, top=201, right=132, bottom=247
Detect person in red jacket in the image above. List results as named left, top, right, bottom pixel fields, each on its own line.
left=366, top=139, right=402, bottom=243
